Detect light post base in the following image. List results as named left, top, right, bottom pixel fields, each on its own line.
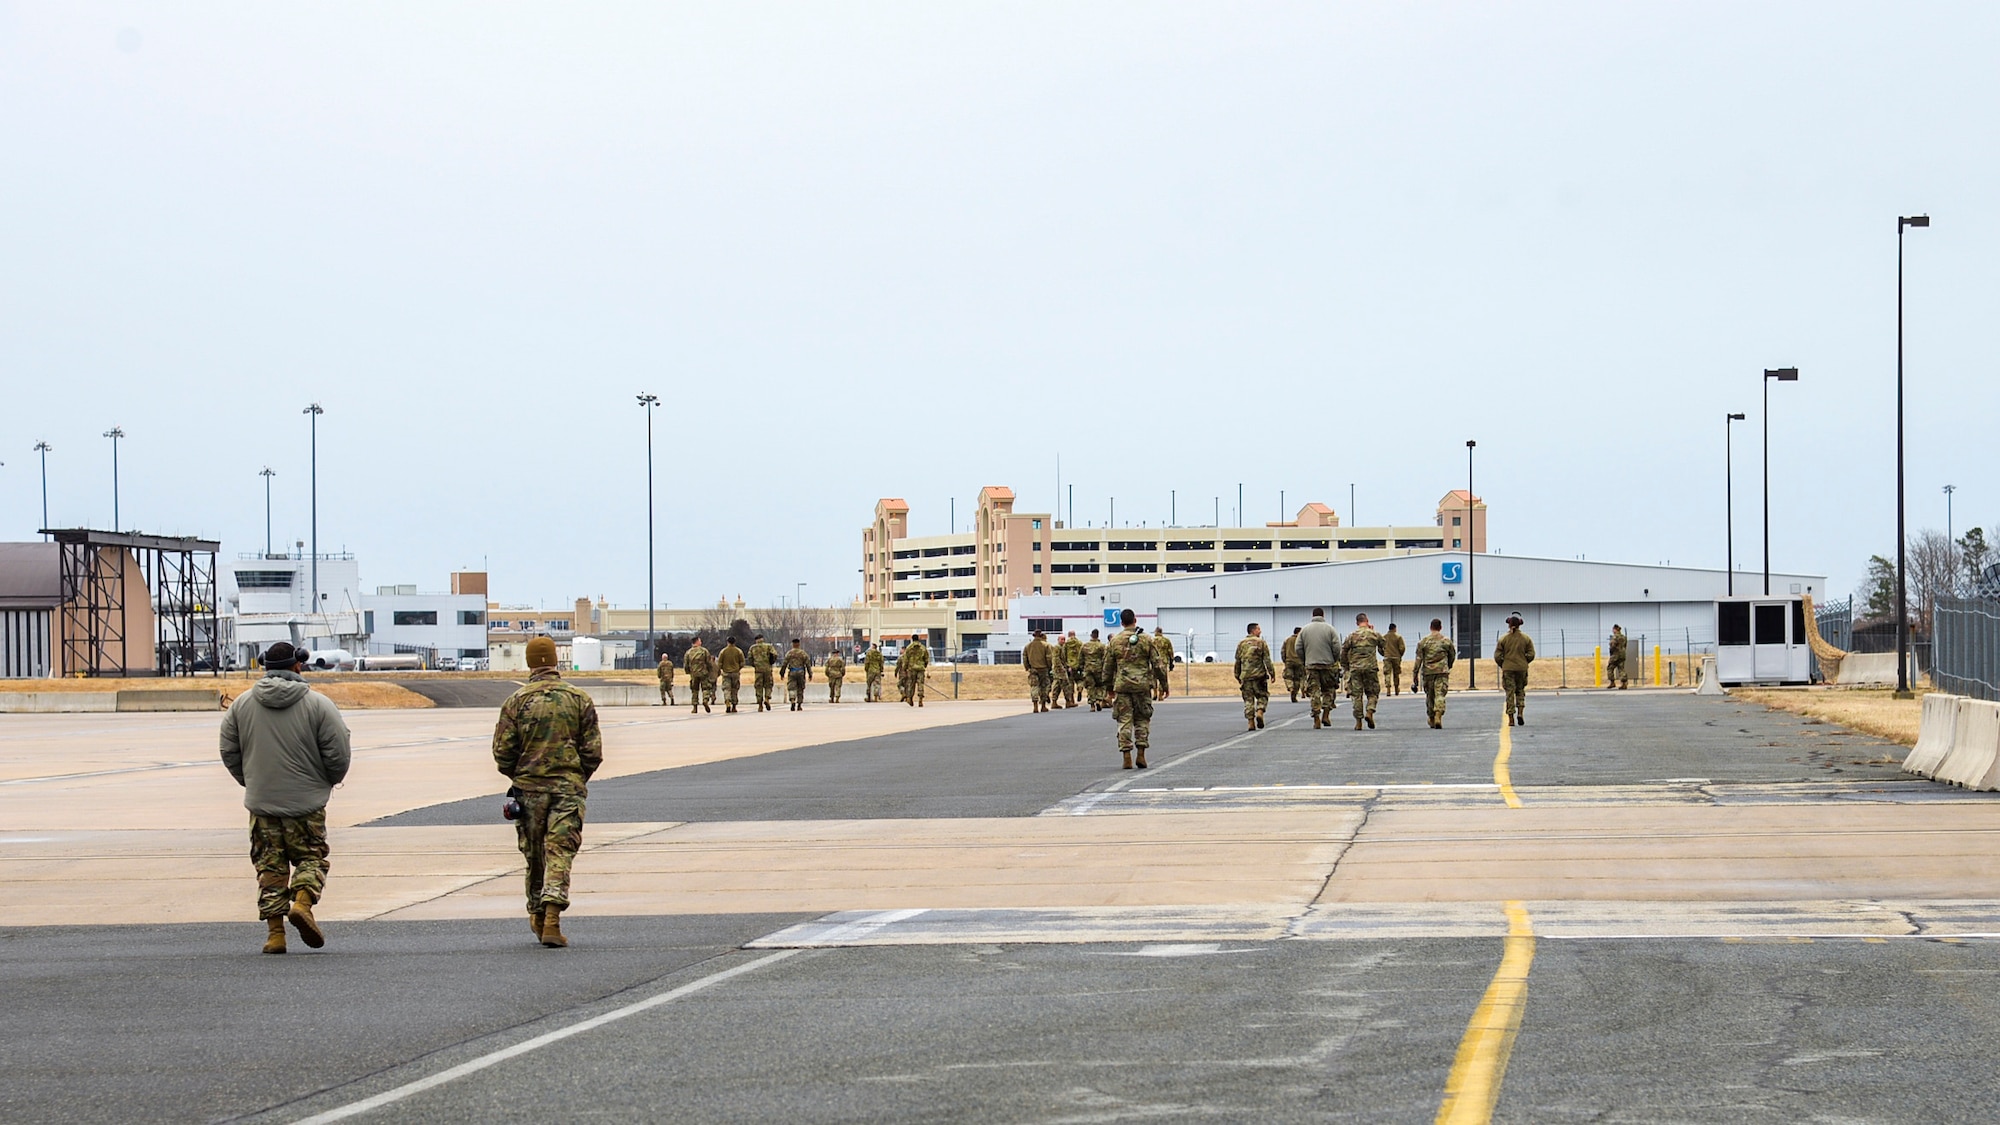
left=1893, top=690, right=1916, bottom=700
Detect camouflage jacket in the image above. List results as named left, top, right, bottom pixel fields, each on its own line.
left=1281, top=632, right=1303, bottom=667
left=782, top=648, right=811, bottom=676
left=1495, top=630, right=1536, bottom=673
left=656, top=658, right=675, bottom=684
left=1152, top=632, right=1176, bottom=666
left=901, top=644, right=930, bottom=674
left=493, top=669, right=603, bottom=797
left=1341, top=627, right=1384, bottom=673
left=1415, top=633, right=1456, bottom=676
left=683, top=645, right=714, bottom=680
left=824, top=653, right=846, bottom=678
left=864, top=649, right=885, bottom=675
left=1061, top=637, right=1084, bottom=670
left=1107, top=627, right=1164, bottom=693
left=1381, top=631, right=1407, bottom=660
left=717, top=643, right=746, bottom=675
left=748, top=641, right=779, bottom=671
left=1234, top=636, right=1275, bottom=682
left=1609, top=633, right=1627, bottom=659
left=1080, top=639, right=1106, bottom=681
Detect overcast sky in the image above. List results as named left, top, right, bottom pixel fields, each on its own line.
left=2, top=2, right=1992, bottom=611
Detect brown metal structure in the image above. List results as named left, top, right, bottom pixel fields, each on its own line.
left=43, top=529, right=221, bottom=678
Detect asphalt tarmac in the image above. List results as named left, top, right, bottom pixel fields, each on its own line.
left=10, top=690, right=1997, bottom=1124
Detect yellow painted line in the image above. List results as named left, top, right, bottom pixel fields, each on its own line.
left=1435, top=901, right=1536, bottom=1125
left=1494, top=718, right=1522, bottom=809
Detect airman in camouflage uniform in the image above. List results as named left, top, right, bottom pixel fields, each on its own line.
left=824, top=648, right=846, bottom=702
left=1151, top=627, right=1175, bottom=700
left=1342, top=613, right=1385, bottom=729
left=716, top=638, right=747, bottom=714
left=1381, top=624, right=1407, bottom=695
left=899, top=634, right=930, bottom=706
left=1606, top=625, right=1629, bottom=690
left=1024, top=630, right=1055, bottom=712
left=1107, top=611, right=1166, bottom=768
left=864, top=643, right=885, bottom=702
left=1495, top=613, right=1536, bottom=726
left=655, top=651, right=676, bottom=706
left=1058, top=631, right=1084, bottom=708
left=1415, top=617, right=1456, bottom=728
left=1281, top=627, right=1305, bottom=702
left=681, top=638, right=714, bottom=714
left=782, top=639, right=812, bottom=710
left=1234, top=622, right=1276, bottom=731
left=493, top=636, right=603, bottom=948
left=748, top=635, right=780, bottom=711
left=1080, top=629, right=1108, bottom=710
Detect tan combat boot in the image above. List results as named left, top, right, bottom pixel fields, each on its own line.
left=540, top=906, right=567, bottom=947
left=1354, top=716, right=1364, bottom=730
left=1311, top=711, right=1322, bottom=730
left=288, top=890, right=325, bottom=949
left=262, top=917, right=286, bottom=954
left=1135, top=747, right=1148, bottom=769
left=530, top=909, right=545, bottom=941
left=1121, top=749, right=1133, bottom=770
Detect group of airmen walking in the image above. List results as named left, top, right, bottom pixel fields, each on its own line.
left=1021, top=612, right=1172, bottom=768
left=1242, top=609, right=1541, bottom=730
left=659, top=633, right=943, bottom=714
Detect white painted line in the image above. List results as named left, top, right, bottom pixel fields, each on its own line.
left=291, top=948, right=802, bottom=1123
left=1065, top=712, right=1309, bottom=815
left=797, top=908, right=929, bottom=945
left=0, top=761, right=209, bottom=785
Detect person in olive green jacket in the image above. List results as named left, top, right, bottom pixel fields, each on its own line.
left=782, top=639, right=813, bottom=710
left=864, top=642, right=886, bottom=702
left=1380, top=623, right=1407, bottom=695
left=1151, top=627, right=1176, bottom=700
left=1495, top=613, right=1536, bottom=726
left=1023, top=630, right=1055, bottom=712
left=748, top=635, right=780, bottom=711
left=493, top=635, right=603, bottom=947
left=899, top=634, right=931, bottom=706
left=716, top=638, right=747, bottom=714
left=823, top=648, right=847, bottom=702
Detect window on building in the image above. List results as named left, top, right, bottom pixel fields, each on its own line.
left=951, top=567, right=975, bottom=577
left=923, top=569, right=948, bottom=579
left=458, top=610, right=485, bottom=626
left=548, top=620, right=571, bottom=631
left=951, top=545, right=976, bottom=555
left=462, top=648, right=488, bottom=659
left=1166, top=540, right=1214, bottom=551
left=957, top=610, right=977, bottom=621
left=894, top=549, right=921, bottom=559
left=393, top=611, right=438, bottom=627
left=1108, top=563, right=1158, bottom=574
left=1051, top=541, right=1098, bottom=552
left=1452, top=516, right=1463, bottom=526
left=1032, top=564, right=1042, bottom=573
left=364, top=610, right=374, bottom=632
left=236, top=570, right=294, bottom=589
left=1222, top=540, right=1272, bottom=551
left=895, top=591, right=921, bottom=602
left=895, top=570, right=919, bottom=580
left=1165, top=562, right=1215, bottom=573
left=952, top=588, right=976, bottom=599
left=1280, top=540, right=1330, bottom=550
left=1452, top=538, right=1463, bottom=548
left=1032, top=519, right=1042, bottom=530
left=1341, top=539, right=1388, bottom=550
left=1025, top=617, right=1063, bottom=633
left=1223, top=562, right=1274, bottom=573
left=1396, top=539, right=1444, bottom=549
left=923, top=546, right=950, bottom=557
left=1107, top=541, right=1157, bottom=552
left=1050, top=563, right=1100, bottom=574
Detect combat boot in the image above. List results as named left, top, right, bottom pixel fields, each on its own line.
left=1354, top=716, right=1364, bottom=730
left=262, top=917, right=286, bottom=954
left=1121, top=749, right=1133, bottom=770
left=1247, top=717, right=1256, bottom=732
left=1311, top=711, right=1322, bottom=730
left=1256, top=713, right=1265, bottom=729
left=1135, top=747, right=1148, bottom=769
left=1365, top=712, right=1376, bottom=730
left=530, top=909, right=544, bottom=941
left=288, top=890, right=325, bottom=949
left=540, top=906, right=567, bottom=948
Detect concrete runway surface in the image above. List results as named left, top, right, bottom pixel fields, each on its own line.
left=8, top=687, right=2000, bottom=1123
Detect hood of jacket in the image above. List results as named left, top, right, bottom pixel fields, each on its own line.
left=253, top=670, right=313, bottom=709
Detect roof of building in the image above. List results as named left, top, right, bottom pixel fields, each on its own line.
left=0, top=542, right=62, bottom=609
left=1438, top=490, right=1486, bottom=505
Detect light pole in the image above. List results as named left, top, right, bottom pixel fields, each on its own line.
left=1896, top=214, right=1929, bottom=698
left=1761, top=368, right=1798, bottom=596
left=260, top=467, right=276, bottom=557
left=1466, top=440, right=1477, bottom=690
left=637, top=393, right=659, bottom=659
left=102, top=427, right=124, bottom=531
left=34, top=441, right=51, bottom=539
left=1945, top=484, right=1957, bottom=547
left=1725, top=414, right=1745, bottom=595
left=1350, top=483, right=1355, bottom=528
left=796, top=582, right=807, bottom=610
left=303, top=403, right=324, bottom=612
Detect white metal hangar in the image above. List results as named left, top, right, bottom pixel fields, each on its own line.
left=1004, top=553, right=1827, bottom=663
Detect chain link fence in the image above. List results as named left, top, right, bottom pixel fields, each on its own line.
left=1934, top=596, right=2000, bottom=701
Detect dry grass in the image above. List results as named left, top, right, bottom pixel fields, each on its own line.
left=0, top=673, right=433, bottom=710
left=1730, top=687, right=1924, bottom=747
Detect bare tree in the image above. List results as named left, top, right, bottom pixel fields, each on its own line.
left=1908, top=529, right=1962, bottom=636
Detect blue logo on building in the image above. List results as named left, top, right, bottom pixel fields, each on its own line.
left=1440, top=561, right=1464, bottom=584
left=1103, top=608, right=1122, bottom=627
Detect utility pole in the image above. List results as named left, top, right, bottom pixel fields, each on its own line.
left=103, top=427, right=124, bottom=531
left=34, top=441, right=51, bottom=539
left=637, top=393, right=659, bottom=659
left=1895, top=214, right=1929, bottom=697
left=260, top=467, right=276, bottom=556
left=303, top=403, right=324, bottom=612
left=1466, top=441, right=1477, bottom=690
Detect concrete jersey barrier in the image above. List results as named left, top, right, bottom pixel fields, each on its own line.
left=116, top=689, right=223, bottom=712
left=0, top=692, right=120, bottom=714
left=1904, top=693, right=1965, bottom=778
left=1935, top=699, right=2000, bottom=790
left=582, top=684, right=658, bottom=708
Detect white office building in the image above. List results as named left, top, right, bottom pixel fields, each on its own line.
left=360, top=585, right=488, bottom=661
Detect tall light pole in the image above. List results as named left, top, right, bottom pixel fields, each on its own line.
left=1762, top=368, right=1798, bottom=596
left=260, top=467, right=276, bottom=557
left=102, top=427, right=124, bottom=531
left=797, top=582, right=807, bottom=610
left=1350, top=483, right=1356, bottom=528
left=34, top=441, right=51, bottom=539
left=637, top=393, right=659, bottom=658
left=1896, top=214, right=1929, bottom=698
left=1725, top=414, right=1745, bottom=595
left=303, top=404, right=324, bottom=613
left=1466, top=440, right=1477, bottom=690
left=1945, top=484, right=1957, bottom=547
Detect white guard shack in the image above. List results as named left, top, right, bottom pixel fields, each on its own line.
left=1713, top=596, right=1812, bottom=686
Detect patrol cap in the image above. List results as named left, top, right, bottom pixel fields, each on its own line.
left=526, top=636, right=559, bottom=668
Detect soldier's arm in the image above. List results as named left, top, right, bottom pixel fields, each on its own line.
left=492, top=698, right=522, bottom=777
left=1526, top=638, right=1537, bottom=663
left=578, top=698, right=604, bottom=780
left=315, top=696, right=353, bottom=787
left=219, top=706, right=245, bottom=786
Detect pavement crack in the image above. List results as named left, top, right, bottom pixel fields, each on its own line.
left=1285, top=797, right=1377, bottom=938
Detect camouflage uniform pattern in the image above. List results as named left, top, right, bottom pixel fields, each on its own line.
left=1607, top=631, right=1628, bottom=688
left=717, top=642, right=746, bottom=713
left=1058, top=635, right=1084, bottom=708
left=1151, top=631, right=1175, bottom=699
left=655, top=656, right=676, bottom=706
left=824, top=651, right=846, bottom=702
left=250, top=808, right=329, bottom=920
left=1281, top=631, right=1304, bottom=702
left=864, top=647, right=885, bottom=702
left=1080, top=638, right=1108, bottom=709
left=1381, top=629, right=1407, bottom=695
left=1342, top=626, right=1385, bottom=722
left=1234, top=634, right=1275, bottom=726
left=1023, top=636, right=1054, bottom=708
left=748, top=640, right=779, bottom=709
left=492, top=669, right=603, bottom=912
left=683, top=644, right=715, bottom=713
left=1496, top=628, right=1536, bottom=721
left=782, top=646, right=811, bottom=709
left=899, top=642, right=930, bottom=705
left=1107, top=626, right=1166, bottom=754
left=1415, top=631, right=1455, bottom=724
